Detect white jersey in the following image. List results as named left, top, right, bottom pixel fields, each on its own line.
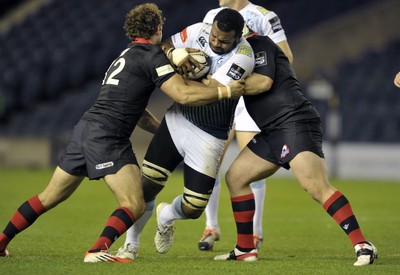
left=203, top=2, right=286, bottom=132
left=171, top=22, right=254, bottom=85
left=170, top=22, right=254, bottom=139
left=203, top=3, right=287, bottom=44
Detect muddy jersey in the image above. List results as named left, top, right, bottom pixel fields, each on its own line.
left=170, top=22, right=254, bottom=139
left=203, top=3, right=287, bottom=44
left=81, top=42, right=175, bottom=137
left=243, top=35, right=320, bottom=130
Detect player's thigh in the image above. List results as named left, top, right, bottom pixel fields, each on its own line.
left=233, top=97, right=260, bottom=151
left=104, top=164, right=144, bottom=208
left=226, top=147, right=278, bottom=188
left=235, top=130, right=258, bottom=150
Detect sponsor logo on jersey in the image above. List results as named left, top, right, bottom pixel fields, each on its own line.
left=197, top=36, right=207, bottom=48
left=255, top=51, right=267, bottom=67
left=269, top=16, right=283, bottom=33
left=236, top=45, right=252, bottom=57
left=180, top=28, right=188, bottom=42
left=95, top=161, right=114, bottom=170
left=256, top=6, right=269, bottom=15
left=156, top=64, right=174, bottom=77
left=280, top=144, right=290, bottom=159
left=227, top=63, right=245, bottom=80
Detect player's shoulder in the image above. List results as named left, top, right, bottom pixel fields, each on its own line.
left=203, top=7, right=225, bottom=23
left=127, top=43, right=163, bottom=56
left=248, top=34, right=275, bottom=49
left=246, top=2, right=278, bottom=19
left=234, top=38, right=254, bottom=59
left=188, top=22, right=212, bottom=38
left=124, top=43, right=167, bottom=67
left=182, top=22, right=210, bottom=38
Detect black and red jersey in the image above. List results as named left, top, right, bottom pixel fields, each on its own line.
left=81, top=42, right=175, bottom=137
left=244, top=35, right=320, bottom=131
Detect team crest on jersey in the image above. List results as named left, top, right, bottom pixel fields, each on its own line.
left=280, top=144, right=290, bottom=159
left=236, top=45, right=252, bottom=58
left=156, top=64, right=174, bottom=76
left=255, top=51, right=267, bottom=67
left=227, top=63, right=245, bottom=80
left=256, top=6, right=269, bottom=15
left=197, top=36, right=207, bottom=49
left=269, top=16, right=283, bottom=33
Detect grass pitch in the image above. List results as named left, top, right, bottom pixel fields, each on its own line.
left=1, top=168, right=399, bottom=274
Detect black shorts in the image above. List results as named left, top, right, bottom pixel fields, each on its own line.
left=247, top=118, right=325, bottom=170
left=58, top=120, right=138, bottom=180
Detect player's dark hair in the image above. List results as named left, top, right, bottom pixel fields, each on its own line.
left=124, top=3, right=165, bottom=40
left=213, top=8, right=244, bottom=38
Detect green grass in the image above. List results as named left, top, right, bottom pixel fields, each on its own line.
left=1, top=168, right=400, bottom=274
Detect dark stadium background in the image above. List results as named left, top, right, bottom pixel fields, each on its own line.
left=0, top=0, right=399, bottom=179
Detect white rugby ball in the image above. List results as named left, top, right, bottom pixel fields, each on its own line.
left=184, top=51, right=211, bottom=80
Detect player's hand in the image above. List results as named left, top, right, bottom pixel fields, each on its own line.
left=394, top=72, right=400, bottom=88
left=201, top=75, right=212, bottom=86
left=228, top=79, right=245, bottom=99
left=171, top=48, right=202, bottom=78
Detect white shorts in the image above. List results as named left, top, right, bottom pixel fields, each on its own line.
left=165, top=105, right=225, bottom=178
left=234, top=97, right=260, bottom=132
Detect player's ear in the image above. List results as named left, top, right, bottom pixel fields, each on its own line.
left=156, top=25, right=162, bottom=35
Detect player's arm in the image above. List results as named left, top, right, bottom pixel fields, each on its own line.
left=160, top=74, right=244, bottom=106
left=137, top=109, right=160, bottom=134
left=260, top=11, right=294, bottom=64
left=243, top=73, right=273, bottom=95
left=277, top=40, right=293, bottom=64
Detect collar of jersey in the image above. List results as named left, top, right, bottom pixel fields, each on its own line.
left=132, top=38, right=151, bottom=44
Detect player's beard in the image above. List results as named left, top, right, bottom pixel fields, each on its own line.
left=210, top=43, right=235, bottom=55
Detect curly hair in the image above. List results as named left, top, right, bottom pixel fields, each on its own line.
left=124, top=3, right=164, bottom=40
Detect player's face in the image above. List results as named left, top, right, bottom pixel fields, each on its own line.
left=209, top=22, right=239, bottom=55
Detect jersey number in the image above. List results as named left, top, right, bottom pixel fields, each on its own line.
left=102, top=48, right=129, bottom=85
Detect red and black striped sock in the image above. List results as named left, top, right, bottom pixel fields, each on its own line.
left=323, top=191, right=367, bottom=246
left=0, top=195, right=46, bottom=252
left=89, top=207, right=135, bottom=251
left=232, top=193, right=255, bottom=252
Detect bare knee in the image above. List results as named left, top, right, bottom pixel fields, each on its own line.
left=38, top=191, right=64, bottom=210
left=225, top=169, right=235, bottom=191
left=38, top=185, right=76, bottom=210
left=302, top=181, right=336, bottom=204
left=121, top=195, right=146, bottom=218
left=225, top=168, right=246, bottom=194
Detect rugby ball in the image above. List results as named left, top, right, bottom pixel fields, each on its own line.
left=184, top=51, right=211, bottom=80
left=171, top=48, right=210, bottom=80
